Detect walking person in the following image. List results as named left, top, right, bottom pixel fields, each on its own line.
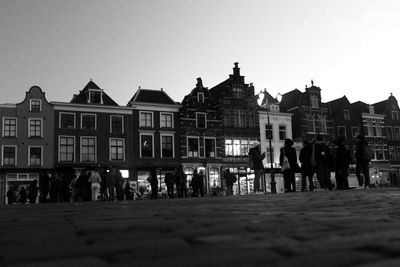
left=175, top=165, right=188, bottom=198
left=299, top=140, right=315, bottom=191
left=335, top=135, right=352, bottom=190
left=314, top=134, right=332, bottom=191
left=88, top=169, right=102, bottom=201
left=224, top=169, right=237, bottom=196
left=279, top=138, right=299, bottom=192
left=164, top=171, right=175, bottom=198
left=106, top=168, right=116, bottom=201
left=19, top=186, right=27, bottom=204
left=248, top=141, right=266, bottom=193
left=28, top=179, right=38, bottom=204
left=355, top=135, right=372, bottom=189
left=148, top=168, right=158, bottom=199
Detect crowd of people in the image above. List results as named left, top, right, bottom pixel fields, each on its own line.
left=249, top=133, right=373, bottom=193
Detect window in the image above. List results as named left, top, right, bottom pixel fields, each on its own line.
left=351, top=127, right=359, bottom=140
left=387, top=126, right=393, bottom=140
left=161, top=135, right=174, bottom=158
left=232, top=87, right=243, bottom=98
left=81, top=137, right=96, bottom=162
left=344, top=109, right=350, bottom=120
left=196, top=113, right=206, bottom=128
left=89, top=90, right=102, bottom=104
left=60, top=113, right=75, bottom=129
left=30, top=99, right=41, bottom=112
left=394, top=127, right=400, bottom=140
left=392, top=111, right=399, bottom=120
left=279, top=125, right=286, bottom=141
left=397, top=147, right=400, bottom=162
left=160, top=113, right=173, bottom=128
left=209, top=167, right=220, bottom=187
left=188, top=137, right=199, bottom=157
left=310, top=95, right=319, bottom=108
left=265, top=124, right=272, bottom=139
left=205, top=138, right=216, bottom=158
left=140, top=134, right=153, bottom=158
left=29, top=146, right=42, bottom=166
left=28, top=118, right=42, bottom=137
left=247, top=110, right=255, bottom=128
left=319, top=116, right=327, bottom=134
left=240, top=140, right=249, bottom=156
left=111, top=116, right=123, bottom=134
left=110, top=138, right=125, bottom=161
left=223, top=110, right=230, bottom=127
left=2, top=146, right=16, bottom=166
left=225, top=139, right=233, bottom=156
left=389, top=146, right=396, bottom=161
left=140, top=112, right=153, bottom=127
left=369, top=106, right=375, bottom=114
left=3, top=118, right=17, bottom=137
left=372, top=144, right=385, bottom=160
left=59, top=136, right=75, bottom=162
left=81, top=114, right=96, bottom=130
left=338, top=126, right=346, bottom=139
left=239, top=111, right=246, bottom=128
left=197, top=92, right=204, bottom=103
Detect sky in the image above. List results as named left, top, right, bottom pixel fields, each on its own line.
left=1, top=0, right=400, bottom=106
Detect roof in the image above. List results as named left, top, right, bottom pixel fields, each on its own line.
left=127, top=88, right=177, bottom=106
left=70, top=80, right=119, bottom=106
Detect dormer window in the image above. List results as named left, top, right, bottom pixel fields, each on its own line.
left=269, top=104, right=279, bottom=112
left=310, top=94, right=319, bottom=108
left=197, top=92, right=204, bottom=103
left=369, top=105, right=374, bottom=114
left=88, top=90, right=103, bottom=104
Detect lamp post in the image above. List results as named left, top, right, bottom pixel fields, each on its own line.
left=257, top=89, right=282, bottom=194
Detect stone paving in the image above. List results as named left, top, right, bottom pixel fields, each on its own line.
left=1, top=187, right=400, bottom=267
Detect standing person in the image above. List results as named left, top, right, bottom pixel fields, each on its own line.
left=88, top=169, right=102, bottom=201
left=279, top=138, right=299, bottom=192
left=70, top=170, right=80, bottom=202
left=124, top=180, right=133, bottom=200
left=49, top=172, right=60, bottom=202
left=7, top=187, right=16, bottom=205
left=100, top=169, right=108, bottom=201
left=248, top=141, right=266, bottom=193
left=28, top=179, right=38, bottom=204
left=106, top=168, right=116, bottom=201
left=115, top=169, right=124, bottom=201
left=59, top=172, right=70, bottom=202
left=314, top=134, right=332, bottom=191
left=355, top=134, right=372, bottom=189
left=39, top=171, right=50, bottom=203
left=191, top=169, right=200, bottom=197
left=175, top=166, right=188, bottom=198
left=164, top=171, right=175, bottom=198
left=224, top=169, right=237, bottom=196
left=198, top=170, right=205, bottom=197
left=335, top=135, right=352, bottom=190
left=299, top=140, right=315, bottom=191
left=19, top=186, right=27, bottom=204
left=148, top=168, right=158, bottom=199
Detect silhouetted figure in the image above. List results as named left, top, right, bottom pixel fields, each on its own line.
left=39, top=171, right=50, bottom=203
left=280, top=138, right=298, bottom=192
left=224, top=169, right=237, bottom=196
left=164, top=172, right=175, bottom=198
left=148, top=168, right=158, bottom=199
left=7, top=187, right=16, bottom=205
left=28, top=179, right=38, bottom=204
left=106, top=168, right=116, bottom=201
left=355, top=135, right=371, bottom=189
left=19, top=187, right=27, bottom=204
left=175, top=166, right=187, bottom=198
left=248, top=141, right=266, bottom=193
left=314, top=134, right=332, bottom=191
left=299, top=140, right=315, bottom=191
left=335, top=135, right=351, bottom=190
left=88, top=169, right=102, bottom=201
left=115, top=169, right=124, bottom=201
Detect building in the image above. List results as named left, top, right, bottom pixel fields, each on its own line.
left=209, top=62, right=260, bottom=194
left=280, top=81, right=334, bottom=143
left=373, top=94, right=400, bottom=185
left=127, top=87, right=181, bottom=194
left=1, top=86, right=54, bottom=204
left=258, top=89, right=293, bottom=193
left=179, top=78, right=224, bottom=195
left=52, top=81, right=132, bottom=179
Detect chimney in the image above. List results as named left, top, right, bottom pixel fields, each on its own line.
left=196, top=77, right=203, bottom=88
left=233, top=62, right=240, bottom=76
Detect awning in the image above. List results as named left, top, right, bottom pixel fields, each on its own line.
left=370, top=163, right=397, bottom=172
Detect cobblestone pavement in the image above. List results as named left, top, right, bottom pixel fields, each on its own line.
left=1, top=187, right=400, bottom=267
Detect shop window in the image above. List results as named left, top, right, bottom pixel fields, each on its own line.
left=209, top=167, right=220, bottom=188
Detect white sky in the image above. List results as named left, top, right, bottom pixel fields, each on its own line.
left=1, top=0, right=399, bottom=105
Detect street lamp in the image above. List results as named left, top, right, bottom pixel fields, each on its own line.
left=257, top=89, right=282, bottom=194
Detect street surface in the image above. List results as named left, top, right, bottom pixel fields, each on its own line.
left=1, top=187, right=400, bottom=267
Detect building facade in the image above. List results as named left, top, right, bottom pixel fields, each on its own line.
left=179, top=78, right=224, bottom=195
left=1, top=86, right=54, bottom=204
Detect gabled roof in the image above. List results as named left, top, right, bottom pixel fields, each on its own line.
left=70, top=80, right=119, bottom=106
left=327, top=95, right=350, bottom=111
left=280, top=89, right=303, bottom=110
left=127, top=88, right=178, bottom=106
left=373, top=99, right=387, bottom=114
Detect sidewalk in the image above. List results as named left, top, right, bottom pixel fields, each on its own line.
left=1, top=187, right=400, bottom=267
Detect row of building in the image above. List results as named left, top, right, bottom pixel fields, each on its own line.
left=1, top=63, right=400, bottom=202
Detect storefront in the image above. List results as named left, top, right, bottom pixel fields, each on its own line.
left=4, top=172, right=40, bottom=204
left=182, top=164, right=222, bottom=196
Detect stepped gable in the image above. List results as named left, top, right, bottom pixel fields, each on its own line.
left=70, top=80, right=119, bottom=106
